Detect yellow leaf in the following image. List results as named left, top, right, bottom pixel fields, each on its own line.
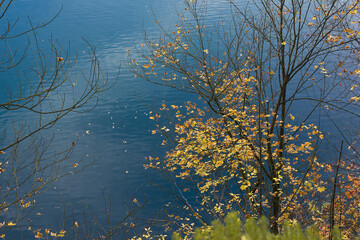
left=21, top=201, right=31, bottom=208
left=0, top=234, right=4, bottom=238
left=269, top=70, right=275, bottom=74
left=240, top=185, right=247, bottom=190
left=7, top=222, right=16, bottom=226
left=289, top=114, right=295, bottom=121
left=74, top=221, right=79, bottom=228
left=58, top=230, right=66, bottom=237
left=34, top=232, right=43, bottom=238
left=317, top=186, right=326, bottom=192
left=281, top=41, right=286, bottom=45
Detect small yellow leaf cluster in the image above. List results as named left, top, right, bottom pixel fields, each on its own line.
left=33, top=229, right=66, bottom=238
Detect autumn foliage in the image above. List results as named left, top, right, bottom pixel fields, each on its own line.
left=132, top=0, right=360, bottom=238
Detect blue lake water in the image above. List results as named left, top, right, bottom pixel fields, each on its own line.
left=0, top=0, right=355, bottom=238
left=0, top=0, right=234, bottom=238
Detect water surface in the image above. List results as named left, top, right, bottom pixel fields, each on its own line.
left=1, top=0, right=232, bottom=236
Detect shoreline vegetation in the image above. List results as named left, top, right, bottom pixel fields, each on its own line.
left=173, top=212, right=342, bottom=240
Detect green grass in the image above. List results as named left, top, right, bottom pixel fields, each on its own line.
left=173, top=212, right=342, bottom=240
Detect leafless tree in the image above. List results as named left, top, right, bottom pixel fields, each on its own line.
left=0, top=0, right=110, bottom=233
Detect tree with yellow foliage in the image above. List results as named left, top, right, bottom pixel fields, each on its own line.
left=132, top=0, right=360, bottom=238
